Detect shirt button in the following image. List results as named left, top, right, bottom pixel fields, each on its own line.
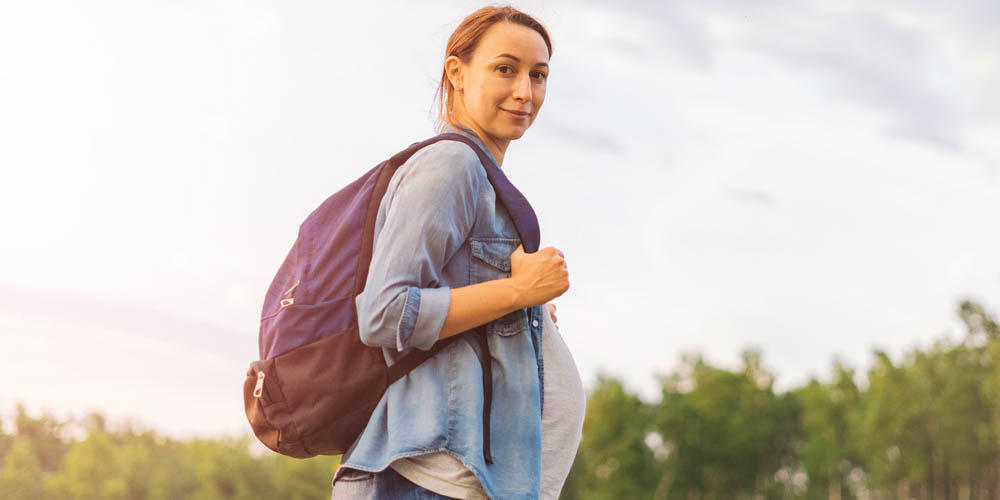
left=532, top=319, right=539, bottom=328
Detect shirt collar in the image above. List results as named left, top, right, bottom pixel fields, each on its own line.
left=442, top=122, right=501, bottom=168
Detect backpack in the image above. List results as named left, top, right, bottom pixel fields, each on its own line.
left=243, top=132, right=540, bottom=459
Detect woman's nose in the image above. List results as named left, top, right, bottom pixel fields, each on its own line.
left=512, top=74, right=532, bottom=102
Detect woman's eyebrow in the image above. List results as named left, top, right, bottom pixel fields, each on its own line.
left=493, top=53, right=549, bottom=68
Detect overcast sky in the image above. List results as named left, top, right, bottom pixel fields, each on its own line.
left=1, top=0, right=997, bottom=438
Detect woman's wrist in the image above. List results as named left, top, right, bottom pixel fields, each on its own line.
left=500, top=276, right=530, bottom=311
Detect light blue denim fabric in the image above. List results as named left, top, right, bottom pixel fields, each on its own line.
left=333, top=124, right=546, bottom=500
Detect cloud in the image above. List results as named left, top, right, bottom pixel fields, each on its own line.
left=577, top=0, right=716, bottom=69
left=542, top=119, right=625, bottom=154
left=752, top=9, right=965, bottom=151
left=579, top=0, right=991, bottom=156
left=0, top=287, right=252, bottom=364
left=724, top=186, right=776, bottom=207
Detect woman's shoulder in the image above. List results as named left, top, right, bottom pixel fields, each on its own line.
left=407, top=138, right=484, bottom=171
left=394, top=138, right=487, bottom=189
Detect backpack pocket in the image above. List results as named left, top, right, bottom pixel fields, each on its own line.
left=470, top=237, right=528, bottom=337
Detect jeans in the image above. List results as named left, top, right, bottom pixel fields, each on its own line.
left=331, top=467, right=457, bottom=499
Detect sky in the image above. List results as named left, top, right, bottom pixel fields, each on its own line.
left=1, top=0, right=997, bottom=439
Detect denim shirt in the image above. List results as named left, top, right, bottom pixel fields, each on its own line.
left=336, top=124, right=546, bottom=500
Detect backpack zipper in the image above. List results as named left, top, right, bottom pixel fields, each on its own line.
left=280, top=279, right=300, bottom=308
left=253, top=371, right=265, bottom=398
left=279, top=280, right=299, bottom=309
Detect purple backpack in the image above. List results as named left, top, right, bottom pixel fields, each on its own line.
left=243, top=133, right=540, bottom=460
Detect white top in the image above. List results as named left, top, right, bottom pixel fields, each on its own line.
left=538, top=309, right=586, bottom=499
left=390, top=307, right=586, bottom=499
left=390, top=452, right=489, bottom=499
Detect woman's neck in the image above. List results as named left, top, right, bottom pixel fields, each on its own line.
left=457, top=122, right=507, bottom=166
left=449, top=115, right=508, bottom=166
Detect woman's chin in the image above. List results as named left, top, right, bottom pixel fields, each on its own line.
left=494, top=124, right=530, bottom=141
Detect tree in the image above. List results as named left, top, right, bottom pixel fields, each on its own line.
left=0, top=439, right=48, bottom=500
left=46, top=430, right=126, bottom=500
left=12, top=404, right=68, bottom=473
left=653, top=350, right=801, bottom=499
left=0, top=415, right=13, bottom=463
left=566, top=375, right=658, bottom=500
left=798, top=363, right=860, bottom=500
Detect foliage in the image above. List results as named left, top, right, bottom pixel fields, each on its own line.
left=4, top=300, right=999, bottom=499
left=651, top=350, right=802, bottom=499
left=561, top=300, right=1000, bottom=500
left=0, top=409, right=339, bottom=500
left=566, top=376, right=658, bottom=500
left=0, top=440, right=47, bottom=500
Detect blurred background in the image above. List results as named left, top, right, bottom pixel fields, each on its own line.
left=1, top=0, right=997, bottom=498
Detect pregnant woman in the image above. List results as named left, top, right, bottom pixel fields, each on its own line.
left=330, top=6, right=584, bottom=499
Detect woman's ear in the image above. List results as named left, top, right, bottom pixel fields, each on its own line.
left=444, top=55, right=464, bottom=91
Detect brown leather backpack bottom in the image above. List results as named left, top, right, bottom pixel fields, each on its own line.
left=243, top=327, right=387, bottom=458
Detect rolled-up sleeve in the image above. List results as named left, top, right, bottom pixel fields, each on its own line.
left=355, top=142, right=482, bottom=352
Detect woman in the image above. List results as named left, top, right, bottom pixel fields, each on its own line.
left=331, top=6, right=584, bottom=499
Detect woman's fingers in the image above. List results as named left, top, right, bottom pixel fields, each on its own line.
left=547, top=303, right=557, bottom=324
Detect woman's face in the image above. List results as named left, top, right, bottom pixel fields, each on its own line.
left=447, top=22, right=550, bottom=145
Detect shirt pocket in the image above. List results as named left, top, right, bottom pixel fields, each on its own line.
left=470, top=237, right=528, bottom=337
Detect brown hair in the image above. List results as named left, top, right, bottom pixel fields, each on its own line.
left=435, top=5, right=553, bottom=131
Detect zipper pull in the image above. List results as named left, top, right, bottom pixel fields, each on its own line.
left=253, top=371, right=265, bottom=398
left=279, top=279, right=300, bottom=308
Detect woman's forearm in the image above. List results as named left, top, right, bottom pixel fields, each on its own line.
left=438, top=278, right=527, bottom=340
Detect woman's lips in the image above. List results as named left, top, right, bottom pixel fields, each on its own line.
left=501, top=108, right=529, bottom=120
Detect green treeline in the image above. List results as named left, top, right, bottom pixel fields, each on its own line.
left=1, top=300, right=997, bottom=499
left=0, top=410, right=339, bottom=499
left=562, top=300, right=1000, bottom=500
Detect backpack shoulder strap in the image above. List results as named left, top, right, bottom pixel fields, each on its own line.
left=432, top=133, right=541, bottom=253
left=380, top=132, right=541, bottom=379
left=386, top=330, right=466, bottom=384
left=379, top=133, right=535, bottom=466
left=390, top=133, right=541, bottom=253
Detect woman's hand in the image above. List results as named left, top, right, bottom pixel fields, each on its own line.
left=509, top=244, right=569, bottom=308
left=547, top=303, right=558, bottom=324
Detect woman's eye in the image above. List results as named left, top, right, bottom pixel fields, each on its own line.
left=496, top=65, right=546, bottom=80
